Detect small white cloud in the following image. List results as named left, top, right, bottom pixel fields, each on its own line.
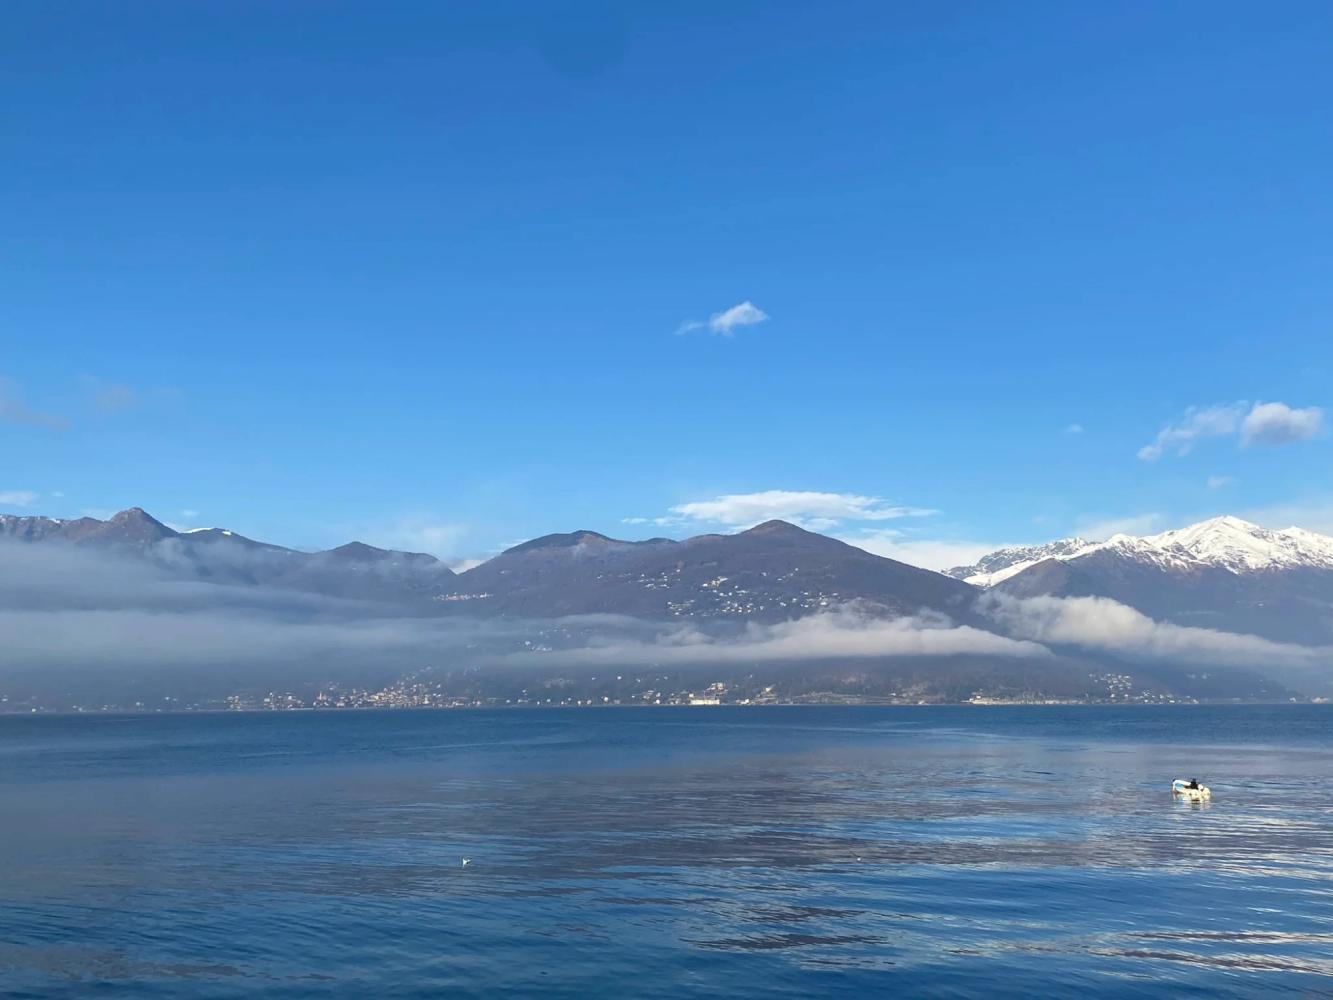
left=664, top=490, right=936, bottom=530
left=447, top=557, right=486, bottom=573
left=1064, top=423, right=1084, bottom=435
left=1206, top=475, right=1233, bottom=490
left=709, top=300, right=768, bottom=335
left=0, top=490, right=39, bottom=507
left=676, top=300, right=769, bottom=337
left=1240, top=402, right=1323, bottom=447
left=179, top=509, right=200, bottom=520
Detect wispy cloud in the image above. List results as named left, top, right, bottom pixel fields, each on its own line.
left=0, top=490, right=40, bottom=507
left=1137, top=402, right=1247, bottom=461
left=0, top=376, right=67, bottom=430
left=80, top=375, right=138, bottom=414
left=1206, top=475, right=1233, bottom=490
left=651, top=490, right=937, bottom=532
left=676, top=300, right=769, bottom=336
left=1064, top=423, right=1084, bottom=435
left=1139, top=400, right=1323, bottom=460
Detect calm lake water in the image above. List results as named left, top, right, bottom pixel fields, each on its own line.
left=2, top=705, right=1331, bottom=998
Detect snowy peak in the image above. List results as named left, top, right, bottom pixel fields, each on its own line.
left=1142, top=516, right=1333, bottom=573
left=946, top=537, right=1095, bottom=587
left=965, top=515, right=1333, bottom=587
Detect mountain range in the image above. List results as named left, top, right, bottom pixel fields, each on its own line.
left=5, top=508, right=1333, bottom=645
left=1, top=508, right=457, bottom=603
left=3, top=506, right=1332, bottom=703
left=0, top=508, right=975, bottom=622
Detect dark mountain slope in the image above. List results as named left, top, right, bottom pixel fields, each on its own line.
left=449, top=519, right=978, bottom=622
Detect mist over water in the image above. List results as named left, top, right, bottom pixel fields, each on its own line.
left=2, top=706, right=1331, bottom=997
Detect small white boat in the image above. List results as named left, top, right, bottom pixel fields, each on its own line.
left=1172, top=778, right=1211, bottom=801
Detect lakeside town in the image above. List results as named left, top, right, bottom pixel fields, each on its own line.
left=5, top=668, right=1316, bottom=714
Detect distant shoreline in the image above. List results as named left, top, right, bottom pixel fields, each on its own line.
left=1, top=699, right=1323, bottom=719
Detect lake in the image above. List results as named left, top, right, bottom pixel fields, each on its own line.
left=2, top=705, right=1331, bottom=997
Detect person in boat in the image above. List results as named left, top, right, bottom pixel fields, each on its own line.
left=1186, top=779, right=1200, bottom=789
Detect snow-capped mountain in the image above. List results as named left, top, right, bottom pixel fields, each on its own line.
left=979, top=516, right=1333, bottom=645
left=1137, top=516, right=1333, bottom=573
left=946, top=537, right=1094, bottom=587
left=956, top=516, right=1333, bottom=586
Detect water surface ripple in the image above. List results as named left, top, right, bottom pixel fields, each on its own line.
left=2, top=706, right=1331, bottom=997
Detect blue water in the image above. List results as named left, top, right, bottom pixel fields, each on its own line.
left=2, top=706, right=1331, bottom=998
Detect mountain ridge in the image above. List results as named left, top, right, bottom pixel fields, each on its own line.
left=962, top=516, right=1333, bottom=645
left=0, top=506, right=978, bottom=623
left=6, top=507, right=1333, bottom=642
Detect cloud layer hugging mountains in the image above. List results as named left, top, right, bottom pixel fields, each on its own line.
left=1, top=540, right=1329, bottom=695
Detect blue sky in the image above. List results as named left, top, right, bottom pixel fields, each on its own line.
left=3, top=1, right=1331, bottom=568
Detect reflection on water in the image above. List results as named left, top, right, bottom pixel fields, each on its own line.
left=1, top=706, right=1331, bottom=997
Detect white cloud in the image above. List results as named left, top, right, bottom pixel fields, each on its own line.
left=1064, top=423, right=1084, bottom=435
left=447, top=557, right=486, bottom=573
left=709, top=300, right=768, bottom=334
left=1137, top=403, right=1247, bottom=461
left=676, top=300, right=769, bottom=336
left=1206, top=475, right=1233, bottom=489
left=0, top=490, right=39, bottom=507
left=982, top=592, right=1329, bottom=670
left=509, top=607, right=1047, bottom=667
left=179, top=509, right=200, bottom=520
left=1139, top=400, right=1323, bottom=460
left=1075, top=513, right=1165, bottom=540
left=839, top=531, right=1009, bottom=572
left=663, top=490, right=937, bottom=531
left=1240, top=402, right=1323, bottom=447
